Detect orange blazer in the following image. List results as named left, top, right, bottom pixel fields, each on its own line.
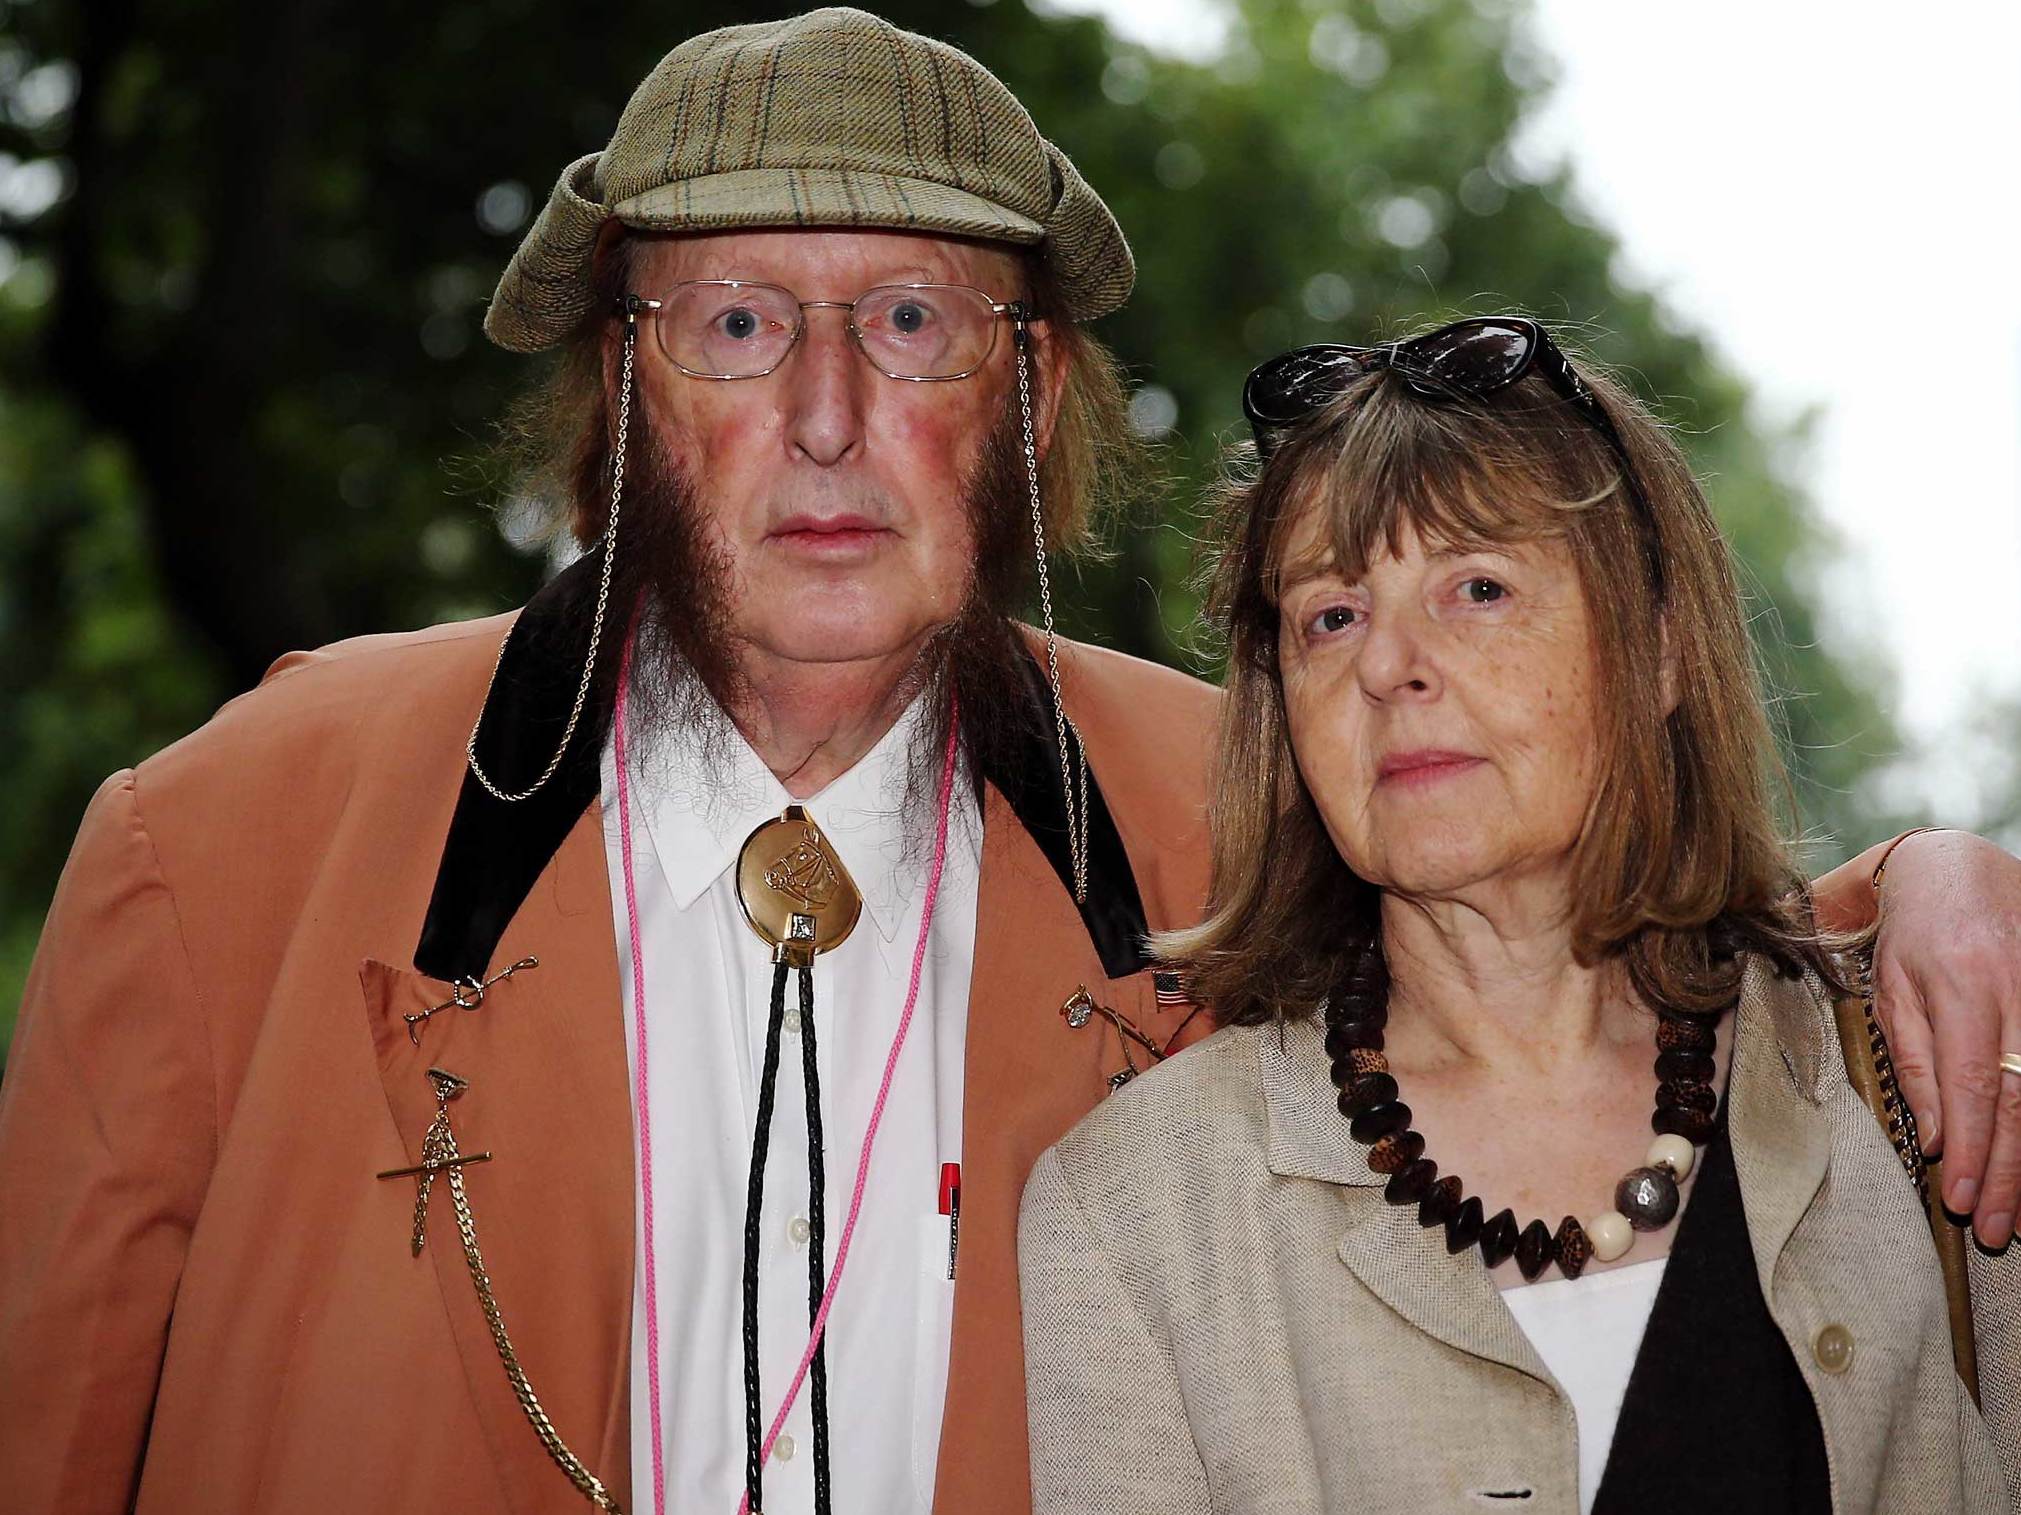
left=0, top=558, right=1216, bottom=1514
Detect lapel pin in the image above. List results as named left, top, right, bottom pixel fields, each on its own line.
left=374, top=1066, right=492, bottom=1256
left=403, top=955, right=540, bottom=1045
left=1061, top=985, right=1167, bottom=1093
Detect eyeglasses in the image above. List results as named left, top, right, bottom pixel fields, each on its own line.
left=625, top=281, right=1027, bottom=381
left=1242, top=315, right=1663, bottom=589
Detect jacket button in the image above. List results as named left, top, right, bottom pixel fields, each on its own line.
left=1812, top=1323, right=1855, bottom=1374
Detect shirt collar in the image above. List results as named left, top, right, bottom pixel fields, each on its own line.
left=621, top=687, right=945, bottom=944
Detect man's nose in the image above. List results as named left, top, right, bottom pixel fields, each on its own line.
left=781, top=307, right=869, bottom=467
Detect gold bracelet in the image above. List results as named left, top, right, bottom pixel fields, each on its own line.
left=1871, top=826, right=1954, bottom=892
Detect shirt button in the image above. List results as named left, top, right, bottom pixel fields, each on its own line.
left=773, top=1434, right=796, bottom=1462
left=1812, top=1323, right=1855, bottom=1374
left=782, top=1009, right=802, bottom=1035
left=788, top=1215, right=811, bottom=1245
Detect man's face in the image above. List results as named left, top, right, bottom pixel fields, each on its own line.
left=622, top=229, right=1049, bottom=674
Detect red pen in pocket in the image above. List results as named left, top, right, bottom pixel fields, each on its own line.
left=939, top=1162, right=961, bottom=1280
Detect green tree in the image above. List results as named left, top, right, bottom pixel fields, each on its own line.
left=0, top=0, right=1907, bottom=1059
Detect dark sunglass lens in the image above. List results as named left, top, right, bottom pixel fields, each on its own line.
left=1412, top=320, right=1534, bottom=392
left=1244, top=347, right=1367, bottom=425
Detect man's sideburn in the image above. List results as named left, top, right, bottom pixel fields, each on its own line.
left=573, top=385, right=1047, bottom=838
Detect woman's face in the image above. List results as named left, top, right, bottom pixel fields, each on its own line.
left=1275, top=509, right=1603, bottom=902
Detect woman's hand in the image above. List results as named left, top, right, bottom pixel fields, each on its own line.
left=1862, top=831, right=2021, bottom=1246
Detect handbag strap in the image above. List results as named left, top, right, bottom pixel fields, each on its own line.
left=1830, top=988, right=1981, bottom=1405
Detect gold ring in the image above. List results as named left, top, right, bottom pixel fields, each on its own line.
left=2001, top=1053, right=2021, bottom=1079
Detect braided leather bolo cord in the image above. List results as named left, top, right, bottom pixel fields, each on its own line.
left=740, top=964, right=837, bottom=1515
left=743, top=963, right=792, bottom=1511
left=432, top=1108, right=623, bottom=1512
left=797, top=966, right=834, bottom=1515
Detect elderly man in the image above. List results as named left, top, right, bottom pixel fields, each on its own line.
left=1, top=10, right=2018, bottom=1515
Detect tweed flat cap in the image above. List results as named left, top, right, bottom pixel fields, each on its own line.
left=485, top=7, right=1134, bottom=351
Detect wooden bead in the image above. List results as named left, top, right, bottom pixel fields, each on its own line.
left=1655, top=1016, right=1716, bottom=1053
left=1336, top=1072, right=1399, bottom=1118
left=1324, top=1010, right=1387, bottom=1058
left=1615, top=1166, right=1681, bottom=1232
left=1478, top=1207, right=1520, bottom=1268
left=1657, top=1079, right=1717, bottom=1113
left=1365, top=1129, right=1425, bottom=1174
left=1652, top=1104, right=1716, bottom=1143
left=1417, top=1175, right=1463, bottom=1228
left=1342, top=1047, right=1389, bottom=1076
left=1646, top=1134, right=1696, bottom=1181
left=1348, top=1100, right=1412, bottom=1143
left=1515, top=1218, right=1554, bottom=1281
left=1654, top=1049, right=1715, bottom=1084
left=1445, top=1195, right=1484, bottom=1254
left=1553, top=1216, right=1591, bottom=1279
left=1383, top=1157, right=1439, bottom=1205
left=1586, top=1210, right=1634, bottom=1262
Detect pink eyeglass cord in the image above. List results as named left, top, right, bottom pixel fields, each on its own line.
left=613, top=631, right=962, bottom=1515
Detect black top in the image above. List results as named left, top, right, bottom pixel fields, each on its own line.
left=1592, top=1096, right=1831, bottom=1513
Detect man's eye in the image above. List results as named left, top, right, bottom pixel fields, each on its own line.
left=1309, top=605, right=1358, bottom=634
left=719, top=307, right=763, bottom=340
left=1462, top=577, right=1506, bottom=603
left=888, top=301, right=929, bottom=334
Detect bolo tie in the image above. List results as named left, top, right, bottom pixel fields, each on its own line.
left=732, top=803, right=863, bottom=1515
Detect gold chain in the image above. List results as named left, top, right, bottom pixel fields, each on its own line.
left=465, top=306, right=642, bottom=804
left=411, top=1074, right=623, bottom=1512
left=1016, top=323, right=1090, bottom=904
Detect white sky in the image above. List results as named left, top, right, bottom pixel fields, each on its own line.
left=1047, top=0, right=2021, bottom=796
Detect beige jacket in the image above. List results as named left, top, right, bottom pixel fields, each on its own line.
left=1020, top=961, right=2020, bottom=1513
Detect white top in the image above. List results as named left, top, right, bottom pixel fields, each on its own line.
left=1500, top=1257, right=1668, bottom=1515
left=602, top=689, right=984, bottom=1515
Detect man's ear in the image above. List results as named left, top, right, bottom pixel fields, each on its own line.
left=594, top=222, right=638, bottom=442
left=1023, top=315, right=1068, bottom=467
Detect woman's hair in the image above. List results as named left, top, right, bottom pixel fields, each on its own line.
left=492, top=230, right=1144, bottom=555
left=1158, top=332, right=1845, bottom=1026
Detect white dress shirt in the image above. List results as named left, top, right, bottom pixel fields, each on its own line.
left=1500, top=1257, right=1668, bottom=1514
left=601, top=689, right=983, bottom=1515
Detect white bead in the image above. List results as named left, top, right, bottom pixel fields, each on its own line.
left=1647, top=1134, right=1696, bottom=1181
left=1586, top=1210, right=1634, bottom=1262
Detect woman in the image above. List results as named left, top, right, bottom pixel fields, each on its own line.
left=1017, top=318, right=2018, bottom=1513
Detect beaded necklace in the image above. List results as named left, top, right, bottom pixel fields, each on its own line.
left=1325, top=997, right=1727, bottom=1279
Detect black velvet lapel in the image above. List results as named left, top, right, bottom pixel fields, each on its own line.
left=415, top=553, right=614, bottom=983
left=415, top=581, right=1152, bottom=985
left=980, top=648, right=1151, bottom=980
left=1591, top=1097, right=1830, bottom=1514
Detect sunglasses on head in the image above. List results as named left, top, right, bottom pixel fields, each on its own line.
left=1242, top=315, right=1663, bottom=590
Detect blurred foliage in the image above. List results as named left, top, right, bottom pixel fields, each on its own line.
left=0, top=0, right=1949, bottom=1056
